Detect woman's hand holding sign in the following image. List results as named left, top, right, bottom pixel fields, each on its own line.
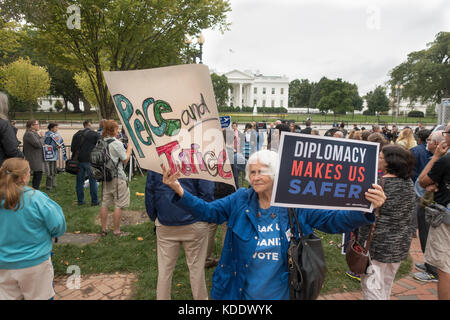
left=162, top=165, right=184, bottom=198
left=364, top=184, right=386, bottom=209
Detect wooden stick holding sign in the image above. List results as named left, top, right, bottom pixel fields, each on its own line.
left=271, top=132, right=379, bottom=212
left=103, top=64, right=235, bottom=188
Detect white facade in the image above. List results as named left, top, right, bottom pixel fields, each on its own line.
left=222, top=70, right=289, bottom=109
left=37, top=96, right=85, bottom=112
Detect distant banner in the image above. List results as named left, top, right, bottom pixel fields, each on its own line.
left=271, top=132, right=379, bottom=212
left=103, top=64, right=235, bottom=187
left=220, top=116, right=231, bottom=128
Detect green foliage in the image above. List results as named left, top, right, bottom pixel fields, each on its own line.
left=289, top=79, right=312, bottom=109
left=54, top=99, right=63, bottom=111
left=389, top=32, right=450, bottom=104
left=0, top=57, right=51, bottom=113
left=407, top=110, right=424, bottom=118
left=364, top=85, right=390, bottom=114
left=211, top=73, right=232, bottom=107
left=0, top=0, right=232, bottom=119
left=317, top=78, right=360, bottom=114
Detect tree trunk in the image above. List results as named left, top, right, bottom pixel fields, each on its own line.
left=70, top=97, right=81, bottom=113
left=81, top=96, right=91, bottom=112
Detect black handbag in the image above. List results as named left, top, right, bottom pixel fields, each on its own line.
left=65, top=129, right=88, bottom=175
left=65, top=158, right=80, bottom=175
left=287, top=208, right=327, bottom=300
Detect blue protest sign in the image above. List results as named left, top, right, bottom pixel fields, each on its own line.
left=220, top=116, right=231, bottom=128
left=271, top=132, right=379, bottom=212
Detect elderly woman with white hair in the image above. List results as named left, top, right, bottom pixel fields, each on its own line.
left=162, top=149, right=386, bottom=300
left=0, top=92, right=23, bottom=166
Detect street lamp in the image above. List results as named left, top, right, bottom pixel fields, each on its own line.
left=184, top=33, right=205, bottom=64
left=395, top=83, right=403, bottom=124
left=197, top=33, right=205, bottom=64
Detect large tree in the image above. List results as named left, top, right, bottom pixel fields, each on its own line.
left=364, top=85, right=390, bottom=120
left=289, top=79, right=312, bottom=111
left=389, top=31, right=450, bottom=104
left=0, top=57, right=51, bottom=114
left=0, top=0, right=231, bottom=118
left=211, top=73, right=232, bottom=107
left=316, top=78, right=360, bottom=115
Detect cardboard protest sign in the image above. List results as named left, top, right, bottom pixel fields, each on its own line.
left=271, top=132, right=379, bottom=212
left=103, top=64, right=235, bottom=187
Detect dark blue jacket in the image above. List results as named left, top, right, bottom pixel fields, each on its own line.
left=145, top=171, right=214, bottom=226
left=410, top=143, right=432, bottom=182
left=174, top=187, right=375, bottom=300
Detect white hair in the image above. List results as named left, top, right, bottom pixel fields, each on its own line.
left=431, top=130, right=445, bottom=144
left=245, top=149, right=279, bottom=182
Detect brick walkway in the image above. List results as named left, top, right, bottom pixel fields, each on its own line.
left=53, top=273, right=137, bottom=300
left=318, top=235, right=438, bottom=300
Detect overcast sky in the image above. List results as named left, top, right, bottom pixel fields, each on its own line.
left=202, top=0, right=450, bottom=96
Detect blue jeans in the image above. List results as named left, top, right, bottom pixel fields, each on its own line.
left=76, top=162, right=98, bottom=205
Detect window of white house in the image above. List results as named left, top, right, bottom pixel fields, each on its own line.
left=280, top=100, right=284, bottom=107
left=262, top=100, right=266, bottom=107
left=253, top=99, right=257, bottom=106
left=280, top=88, right=284, bottom=95
left=263, top=88, right=266, bottom=94
left=272, top=88, right=275, bottom=94
left=254, top=87, right=257, bottom=94
left=271, top=100, right=275, bottom=107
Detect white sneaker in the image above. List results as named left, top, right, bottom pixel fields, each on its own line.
left=413, top=271, right=438, bottom=282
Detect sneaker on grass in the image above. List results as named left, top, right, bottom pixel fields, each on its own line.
left=413, top=271, right=438, bottom=283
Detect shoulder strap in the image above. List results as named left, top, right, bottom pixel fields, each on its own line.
left=363, top=177, right=385, bottom=252
left=288, top=208, right=304, bottom=239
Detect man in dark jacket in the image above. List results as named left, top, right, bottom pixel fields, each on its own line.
left=71, top=120, right=100, bottom=205
left=410, top=129, right=432, bottom=183
left=0, top=92, right=23, bottom=166
left=145, top=171, right=214, bottom=300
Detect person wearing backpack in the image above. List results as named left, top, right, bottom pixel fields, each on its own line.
left=98, top=120, right=132, bottom=237
left=71, top=120, right=100, bottom=206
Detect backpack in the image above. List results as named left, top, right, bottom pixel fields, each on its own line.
left=90, top=139, right=119, bottom=182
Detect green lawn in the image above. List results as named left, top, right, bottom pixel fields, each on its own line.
left=44, top=172, right=410, bottom=299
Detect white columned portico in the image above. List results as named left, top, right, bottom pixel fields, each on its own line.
left=239, top=82, right=243, bottom=108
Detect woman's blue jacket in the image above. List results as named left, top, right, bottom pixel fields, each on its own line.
left=174, top=187, right=375, bottom=300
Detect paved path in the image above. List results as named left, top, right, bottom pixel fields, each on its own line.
left=318, top=235, right=438, bottom=300
left=53, top=233, right=436, bottom=300
left=54, top=273, right=137, bottom=300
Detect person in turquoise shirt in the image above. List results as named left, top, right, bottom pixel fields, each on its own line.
left=0, top=158, right=66, bottom=300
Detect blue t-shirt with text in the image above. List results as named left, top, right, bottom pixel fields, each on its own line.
left=243, top=206, right=289, bottom=300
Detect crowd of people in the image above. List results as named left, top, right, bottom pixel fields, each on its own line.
left=0, top=90, right=449, bottom=300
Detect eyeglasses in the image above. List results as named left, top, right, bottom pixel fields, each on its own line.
left=442, top=131, right=450, bottom=136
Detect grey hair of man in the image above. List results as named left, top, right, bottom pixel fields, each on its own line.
left=426, top=130, right=444, bottom=153
left=0, top=92, right=9, bottom=120
left=245, top=149, right=279, bottom=183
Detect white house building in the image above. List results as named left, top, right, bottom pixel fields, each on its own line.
left=222, top=70, right=289, bottom=109
left=37, top=96, right=86, bottom=112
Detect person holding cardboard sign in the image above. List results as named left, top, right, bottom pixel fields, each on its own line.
left=162, top=149, right=386, bottom=300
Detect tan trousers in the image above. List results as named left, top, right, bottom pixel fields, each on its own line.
left=155, top=219, right=209, bottom=300
left=0, top=258, right=54, bottom=300
left=205, top=223, right=227, bottom=263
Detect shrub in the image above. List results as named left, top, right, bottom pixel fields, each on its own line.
left=408, top=110, right=424, bottom=118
